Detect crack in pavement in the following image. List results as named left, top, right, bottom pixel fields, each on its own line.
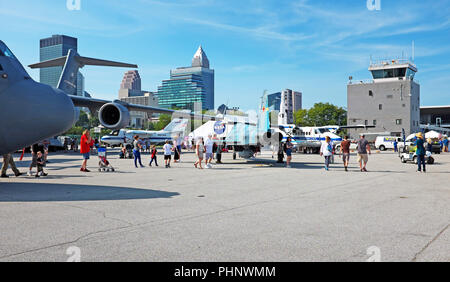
left=411, top=223, right=449, bottom=262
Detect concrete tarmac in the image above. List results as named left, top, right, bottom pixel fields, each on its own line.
left=0, top=149, right=449, bottom=262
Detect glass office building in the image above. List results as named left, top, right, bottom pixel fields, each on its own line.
left=40, top=35, right=83, bottom=96
left=157, top=46, right=214, bottom=110
left=268, top=92, right=282, bottom=111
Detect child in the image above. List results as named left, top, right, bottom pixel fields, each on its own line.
left=149, top=145, right=158, bottom=167
left=163, top=140, right=173, bottom=168
left=35, top=151, right=48, bottom=177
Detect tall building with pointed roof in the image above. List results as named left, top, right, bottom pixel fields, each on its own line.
left=157, top=46, right=215, bottom=110
left=121, top=70, right=141, bottom=90
left=191, top=45, right=210, bottom=68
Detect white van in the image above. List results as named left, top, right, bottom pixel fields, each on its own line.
left=375, top=136, right=411, bottom=151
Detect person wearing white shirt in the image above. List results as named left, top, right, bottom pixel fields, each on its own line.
left=194, top=137, right=204, bottom=169
left=204, top=134, right=214, bottom=166
left=163, top=140, right=173, bottom=168
left=320, top=136, right=333, bottom=171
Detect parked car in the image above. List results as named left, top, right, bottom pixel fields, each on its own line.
left=375, top=136, right=411, bottom=151
left=44, top=137, right=65, bottom=152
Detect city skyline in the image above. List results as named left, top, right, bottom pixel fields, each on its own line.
left=2, top=0, right=450, bottom=111
left=157, top=46, right=214, bottom=110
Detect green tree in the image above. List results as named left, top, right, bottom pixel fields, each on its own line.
left=75, top=111, right=89, bottom=127
left=294, top=103, right=347, bottom=127
left=65, top=126, right=85, bottom=136
left=154, top=114, right=172, bottom=131
left=294, top=109, right=310, bottom=126
left=88, top=112, right=100, bottom=128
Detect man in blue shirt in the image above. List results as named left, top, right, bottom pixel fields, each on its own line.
left=415, top=132, right=426, bottom=173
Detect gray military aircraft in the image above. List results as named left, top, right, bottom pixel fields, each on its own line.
left=0, top=40, right=210, bottom=155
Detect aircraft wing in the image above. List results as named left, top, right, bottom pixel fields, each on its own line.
left=339, top=125, right=376, bottom=129
left=68, top=95, right=217, bottom=120
left=69, top=95, right=110, bottom=110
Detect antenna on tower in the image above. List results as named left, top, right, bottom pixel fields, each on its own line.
left=412, top=40, right=415, bottom=63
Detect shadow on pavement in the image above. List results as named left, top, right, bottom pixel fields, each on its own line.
left=5, top=158, right=82, bottom=168
left=249, top=160, right=325, bottom=170
left=0, top=183, right=180, bottom=202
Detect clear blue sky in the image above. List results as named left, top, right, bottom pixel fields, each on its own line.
left=1, top=0, right=449, bottom=111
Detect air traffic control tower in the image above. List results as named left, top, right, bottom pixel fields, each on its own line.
left=347, top=59, right=420, bottom=139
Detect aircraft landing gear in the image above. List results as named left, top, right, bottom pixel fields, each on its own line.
left=277, top=144, right=284, bottom=163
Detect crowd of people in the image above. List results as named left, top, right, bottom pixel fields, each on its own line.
left=1, top=129, right=449, bottom=177
left=317, top=132, right=448, bottom=173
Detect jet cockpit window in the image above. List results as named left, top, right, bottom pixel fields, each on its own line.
left=317, top=128, right=328, bottom=134
left=0, top=42, right=17, bottom=60
left=110, top=130, right=120, bottom=136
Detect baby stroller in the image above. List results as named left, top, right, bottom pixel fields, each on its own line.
left=98, top=147, right=115, bottom=172
left=125, top=144, right=134, bottom=159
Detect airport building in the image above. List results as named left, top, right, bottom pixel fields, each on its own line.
left=156, top=46, right=214, bottom=111
left=118, top=70, right=158, bottom=128
left=39, top=35, right=84, bottom=97
left=268, top=89, right=302, bottom=125
left=347, top=59, right=420, bottom=138
left=420, top=105, right=450, bottom=133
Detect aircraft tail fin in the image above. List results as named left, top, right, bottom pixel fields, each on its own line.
left=163, top=118, right=189, bottom=133
left=28, top=49, right=137, bottom=95
left=258, top=91, right=270, bottom=133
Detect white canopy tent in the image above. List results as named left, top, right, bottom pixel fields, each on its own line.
left=406, top=133, right=417, bottom=141
left=406, top=131, right=443, bottom=141
left=425, top=130, right=442, bottom=139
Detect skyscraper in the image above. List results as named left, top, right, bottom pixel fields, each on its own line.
left=118, top=70, right=142, bottom=98
left=39, top=35, right=84, bottom=96
left=156, top=46, right=214, bottom=110
left=118, top=70, right=158, bottom=128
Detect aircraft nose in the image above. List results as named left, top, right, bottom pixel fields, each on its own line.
left=0, top=81, right=76, bottom=153
left=46, top=89, right=77, bottom=134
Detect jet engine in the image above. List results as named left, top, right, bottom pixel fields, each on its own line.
left=259, top=130, right=283, bottom=146
left=98, top=102, right=130, bottom=129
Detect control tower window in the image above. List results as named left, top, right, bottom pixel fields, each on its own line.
left=371, top=68, right=407, bottom=79
left=406, top=68, right=416, bottom=80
